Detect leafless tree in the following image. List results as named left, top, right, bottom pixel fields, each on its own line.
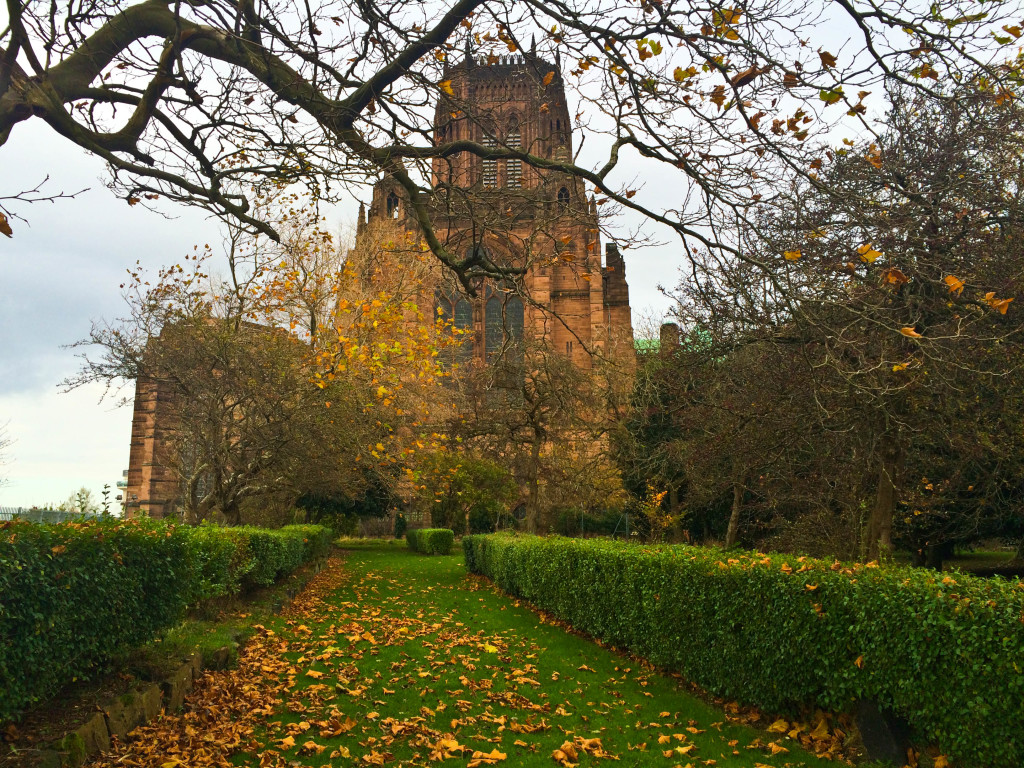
left=666, top=85, right=1024, bottom=560
left=1, top=0, right=1016, bottom=284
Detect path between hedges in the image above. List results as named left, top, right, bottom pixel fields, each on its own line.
left=87, top=545, right=844, bottom=768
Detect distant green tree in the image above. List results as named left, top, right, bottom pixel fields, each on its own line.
left=415, top=453, right=518, bottom=534
left=296, top=469, right=399, bottom=532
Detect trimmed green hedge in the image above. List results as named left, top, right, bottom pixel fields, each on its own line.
left=406, top=528, right=455, bottom=555
left=463, top=534, right=1024, bottom=767
left=0, top=518, right=331, bottom=722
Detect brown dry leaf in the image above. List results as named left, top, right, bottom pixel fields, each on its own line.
left=300, top=740, right=326, bottom=754
left=882, top=268, right=909, bottom=286
left=430, top=737, right=469, bottom=760
left=709, top=84, right=727, bottom=109
left=574, top=737, right=607, bottom=756
left=984, top=291, right=1014, bottom=314
left=552, top=741, right=579, bottom=767
left=857, top=243, right=882, bottom=263
left=944, top=275, right=965, bottom=296
left=0, top=213, right=12, bottom=238
left=767, top=719, right=789, bottom=733
left=468, top=748, right=507, bottom=766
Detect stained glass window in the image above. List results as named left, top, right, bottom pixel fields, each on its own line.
left=485, top=289, right=524, bottom=359
left=436, top=288, right=473, bottom=367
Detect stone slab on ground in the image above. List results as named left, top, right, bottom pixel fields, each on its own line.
left=51, top=710, right=109, bottom=768
left=160, top=661, right=195, bottom=712
left=102, top=692, right=145, bottom=741
left=73, top=713, right=110, bottom=756
left=138, top=685, right=162, bottom=722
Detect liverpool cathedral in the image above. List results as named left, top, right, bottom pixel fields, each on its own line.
left=124, top=45, right=633, bottom=519
left=354, top=44, right=633, bottom=372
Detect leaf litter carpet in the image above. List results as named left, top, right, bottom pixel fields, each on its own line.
left=86, top=550, right=842, bottom=768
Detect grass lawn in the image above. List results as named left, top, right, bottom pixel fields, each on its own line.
left=253, top=544, right=838, bottom=768
left=89, top=542, right=844, bottom=768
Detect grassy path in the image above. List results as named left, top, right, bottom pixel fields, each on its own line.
left=90, top=544, right=841, bottom=768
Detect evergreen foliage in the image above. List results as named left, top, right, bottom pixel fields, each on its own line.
left=406, top=528, right=455, bottom=555
left=0, top=518, right=331, bottom=722
left=464, top=533, right=1024, bottom=767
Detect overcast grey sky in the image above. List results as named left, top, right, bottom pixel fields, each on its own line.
left=0, top=115, right=679, bottom=508
left=0, top=126, right=223, bottom=506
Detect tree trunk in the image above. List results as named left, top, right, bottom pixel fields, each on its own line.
left=224, top=501, right=242, bottom=526
left=526, top=435, right=542, bottom=534
left=925, top=540, right=955, bottom=571
left=725, top=482, right=743, bottom=548
left=867, top=442, right=902, bottom=561
left=669, top=485, right=684, bottom=542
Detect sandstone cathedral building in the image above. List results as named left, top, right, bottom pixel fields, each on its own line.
left=354, top=43, right=633, bottom=373
left=124, top=44, right=633, bottom=519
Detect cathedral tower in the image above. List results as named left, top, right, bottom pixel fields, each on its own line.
left=356, top=43, right=633, bottom=370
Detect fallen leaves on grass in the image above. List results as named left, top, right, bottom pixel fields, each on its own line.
left=80, top=550, right=858, bottom=768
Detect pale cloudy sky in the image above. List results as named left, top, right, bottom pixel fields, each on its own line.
left=1, top=127, right=220, bottom=507
left=0, top=115, right=679, bottom=508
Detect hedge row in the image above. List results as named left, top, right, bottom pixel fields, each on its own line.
left=463, top=534, right=1024, bottom=767
left=406, top=528, right=455, bottom=555
left=0, top=518, right=331, bottom=722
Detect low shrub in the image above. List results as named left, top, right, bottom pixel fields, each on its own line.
left=0, top=518, right=330, bottom=723
left=186, top=522, right=250, bottom=601
left=406, top=528, right=455, bottom=555
left=463, top=534, right=1024, bottom=768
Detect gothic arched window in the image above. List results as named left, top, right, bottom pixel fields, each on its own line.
left=507, top=117, right=522, bottom=189
left=435, top=287, right=474, bottom=366
left=557, top=186, right=570, bottom=210
left=482, top=133, right=498, bottom=188
left=484, top=288, right=524, bottom=359
left=386, top=191, right=399, bottom=218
